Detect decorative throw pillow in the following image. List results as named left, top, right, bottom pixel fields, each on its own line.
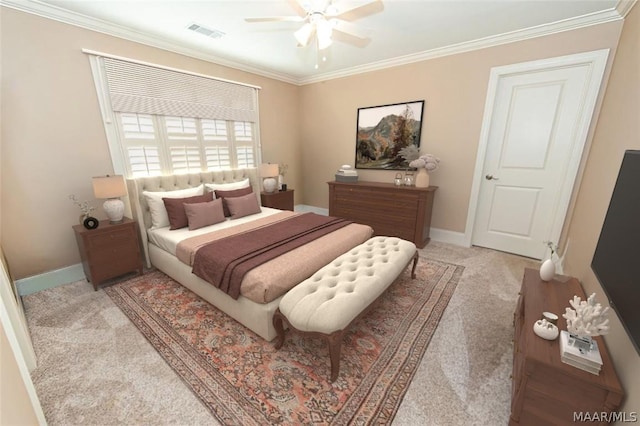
left=143, top=185, right=204, bottom=229
left=163, top=192, right=214, bottom=230
left=204, top=178, right=250, bottom=193
left=184, top=198, right=226, bottom=230
left=225, top=192, right=262, bottom=219
left=214, top=186, right=254, bottom=217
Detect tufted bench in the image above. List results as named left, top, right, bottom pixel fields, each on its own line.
left=273, top=236, right=418, bottom=382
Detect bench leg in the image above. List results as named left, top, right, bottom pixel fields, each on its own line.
left=273, top=309, right=286, bottom=349
left=411, top=251, right=419, bottom=279
left=327, top=330, right=344, bottom=382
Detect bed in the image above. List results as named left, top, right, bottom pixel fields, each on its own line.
left=126, top=168, right=373, bottom=341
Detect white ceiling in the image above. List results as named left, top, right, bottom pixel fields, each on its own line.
left=5, top=0, right=633, bottom=84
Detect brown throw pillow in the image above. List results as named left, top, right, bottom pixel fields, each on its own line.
left=163, top=192, right=214, bottom=230
left=184, top=198, right=226, bottom=230
left=225, top=192, right=262, bottom=219
left=214, top=186, right=254, bottom=217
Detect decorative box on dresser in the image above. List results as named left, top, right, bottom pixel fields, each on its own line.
left=261, top=189, right=294, bottom=211
left=328, top=181, right=437, bottom=248
left=73, top=218, right=143, bottom=291
left=511, top=268, right=624, bottom=425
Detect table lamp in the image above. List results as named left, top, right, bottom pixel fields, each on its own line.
left=92, top=175, right=127, bottom=224
left=260, top=163, right=279, bottom=193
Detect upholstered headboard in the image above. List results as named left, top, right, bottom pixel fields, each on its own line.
left=127, top=168, right=260, bottom=267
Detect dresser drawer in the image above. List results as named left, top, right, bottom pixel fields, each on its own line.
left=328, top=181, right=437, bottom=248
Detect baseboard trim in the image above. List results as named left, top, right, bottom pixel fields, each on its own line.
left=15, top=264, right=85, bottom=296
left=14, top=217, right=465, bottom=295
left=429, top=228, right=469, bottom=247
left=294, top=204, right=328, bottom=215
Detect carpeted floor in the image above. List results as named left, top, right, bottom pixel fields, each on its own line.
left=23, top=241, right=537, bottom=425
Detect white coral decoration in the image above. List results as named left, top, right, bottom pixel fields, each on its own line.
left=562, top=293, right=610, bottom=337
left=409, top=154, right=440, bottom=171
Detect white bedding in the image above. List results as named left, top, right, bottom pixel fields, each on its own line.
left=147, top=206, right=283, bottom=255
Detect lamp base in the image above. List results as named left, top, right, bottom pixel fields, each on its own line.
left=103, top=198, right=124, bottom=224
left=263, top=177, right=278, bottom=193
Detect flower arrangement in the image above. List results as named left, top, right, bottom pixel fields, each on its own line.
left=69, top=194, right=95, bottom=218
left=398, top=145, right=419, bottom=163
left=409, top=154, right=440, bottom=171
left=544, top=240, right=559, bottom=260
left=563, top=293, right=610, bottom=338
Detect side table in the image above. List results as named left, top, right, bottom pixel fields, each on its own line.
left=261, top=189, right=294, bottom=211
left=73, top=217, right=143, bottom=290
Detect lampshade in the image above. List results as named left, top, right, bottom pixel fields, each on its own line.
left=92, top=175, right=127, bottom=199
left=92, top=175, right=127, bottom=224
left=259, top=163, right=279, bottom=178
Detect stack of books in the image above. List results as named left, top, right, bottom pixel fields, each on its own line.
left=559, top=330, right=602, bottom=375
left=335, top=165, right=358, bottom=183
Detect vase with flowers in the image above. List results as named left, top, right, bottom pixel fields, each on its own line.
left=409, top=154, right=440, bottom=188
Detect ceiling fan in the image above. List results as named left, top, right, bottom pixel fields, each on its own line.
left=245, top=0, right=384, bottom=51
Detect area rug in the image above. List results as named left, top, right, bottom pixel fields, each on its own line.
left=105, top=259, right=463, bottom=425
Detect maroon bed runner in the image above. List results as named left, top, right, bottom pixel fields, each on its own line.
left=191, top=213, right=351, bottom=299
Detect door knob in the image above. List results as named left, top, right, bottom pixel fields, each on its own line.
left=485, top=174, right=499, bottom=180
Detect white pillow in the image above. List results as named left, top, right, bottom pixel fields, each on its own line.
left=143, top=185, right=204, bottom=229
left=204, top=178, right=250, bottom=192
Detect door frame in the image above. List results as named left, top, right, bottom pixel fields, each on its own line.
left=463, top=49, right=610, bottom=253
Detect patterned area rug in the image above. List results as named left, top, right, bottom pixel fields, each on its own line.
left=105, top=259, right=463, bottom=425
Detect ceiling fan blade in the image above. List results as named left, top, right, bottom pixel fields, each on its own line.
left=287, top=0, right=310, bottom=18
left=332, top=29, right=371, bottom=48
left=331, top=0, right=384, bottom=22
left=245, top=16, right=304, bottom=23
left=332, top=19, right=370, bottom=40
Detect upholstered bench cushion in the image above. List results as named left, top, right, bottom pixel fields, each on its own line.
left=279, top=236, right=417, bottom=334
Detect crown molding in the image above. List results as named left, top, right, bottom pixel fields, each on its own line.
left=302, top=7, right=626, bottom=84
left=1, top=0, right=631, bottom=86
left=0, top=0, right=301, bottom=85
left=616, top=0, right=637, bottom=17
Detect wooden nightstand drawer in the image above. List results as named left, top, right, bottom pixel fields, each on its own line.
left=73, top=218, right=143, bottom=291
left=261, top=189, right=294, bottom=211
left=87, top=228, right=136, bottom=251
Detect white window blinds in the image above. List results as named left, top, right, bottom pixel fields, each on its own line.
left=102, top=57, right=259, bottom=123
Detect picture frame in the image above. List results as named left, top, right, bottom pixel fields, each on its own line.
left=355, top=100, right=425, bottom=170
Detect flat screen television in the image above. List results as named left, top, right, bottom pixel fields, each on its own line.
left=591, top=149, right=640, bottom=355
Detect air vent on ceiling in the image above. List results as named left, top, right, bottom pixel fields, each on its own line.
left=187, top=23, right=225, bottom=39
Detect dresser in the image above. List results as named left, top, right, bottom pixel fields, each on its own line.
left=328, top=181, right=437, bottom=248
left=73, top=218, right=143, bottom=290
left=510, top=268, right=624, bottom=425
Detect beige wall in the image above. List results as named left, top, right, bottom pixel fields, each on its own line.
left=0, top=8, right=300, bottom=279
left=299, top=21, right=623, bottom=234
left=564, top=3, right=640, bottom=415
left=0, top=321, right=41, bottom=426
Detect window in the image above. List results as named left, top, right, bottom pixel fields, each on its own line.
left=86, top=51, right=261, bottom=177
left=116, top=113, right=256, bottom=177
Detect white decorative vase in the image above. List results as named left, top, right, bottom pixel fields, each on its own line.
left=414, top=168, right=430, bottom=188
left=539, top=258, right=556, bottom=281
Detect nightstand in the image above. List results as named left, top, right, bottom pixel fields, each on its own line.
left=73, top=217, right=143, bottom=290
left=261, top=189, right=294, bottom=211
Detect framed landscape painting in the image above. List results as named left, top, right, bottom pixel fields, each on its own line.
left=355, top=100, right=425, bottom=170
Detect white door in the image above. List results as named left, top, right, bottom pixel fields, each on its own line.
left=469, top=50, right=609, bottom=259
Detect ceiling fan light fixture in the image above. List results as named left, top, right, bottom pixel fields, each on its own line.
left=294, top=23, right=314, bottom=46
left=316, top=18, right=333, bottom=50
